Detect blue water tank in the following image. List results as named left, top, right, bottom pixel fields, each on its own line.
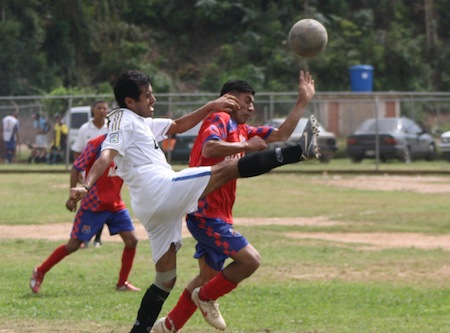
left=349, top=65, right=374, bottom=92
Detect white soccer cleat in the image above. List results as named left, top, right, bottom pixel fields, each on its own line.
left=150, top=317, right=178, bottom=333
left=298, top=115, right=320, bottom=161
left=29, top=267, right=44, bottom=293
left=191, top=287, right=226, bottom=330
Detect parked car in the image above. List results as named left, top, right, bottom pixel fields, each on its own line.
left=438, top=130, right=450, bottom=160
left=263, top=117, right=338, bottom=163
left=63, top=106, right=91, bottom=162
left=346, top=117, right=436, bottom=163
left=169, top=123, right=202, bottom=163
left=63, top=106, right=91, bottom=151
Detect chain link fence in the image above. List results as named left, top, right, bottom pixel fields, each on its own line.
left=1, top=92, right=450, bottom=168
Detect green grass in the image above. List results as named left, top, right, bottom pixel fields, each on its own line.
left=234, top=173, right=450, bottom=233
left=1, top=172, right=450, bottom=332
left=2, top=155, right=450, bottom=174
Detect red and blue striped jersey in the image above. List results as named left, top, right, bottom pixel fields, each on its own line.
left=73, top=134, right=126, bottom=212
left=189, top=112, right=273, bottom=223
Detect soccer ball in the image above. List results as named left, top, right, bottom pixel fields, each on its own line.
left=288, top=18, right=328, bottom=58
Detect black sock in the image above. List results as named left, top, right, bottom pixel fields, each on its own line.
left=130, top=284, right=170, bottom=333
left=238, top=144, right=302, bottom=178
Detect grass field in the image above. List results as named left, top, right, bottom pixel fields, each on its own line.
left=1, top=170, right=449, bottom=332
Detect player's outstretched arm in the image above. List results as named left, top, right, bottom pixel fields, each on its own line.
left=167, top=94, right=240, bottom=135
left=203, top=136, right=268, bottom=159
left=266, top=70, right=315, bottom=143
left=66, top=167, right=82, bottom=212
left=70, top=149, right=117, bottom=203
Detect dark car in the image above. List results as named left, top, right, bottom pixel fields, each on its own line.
left=264, top=117, right=338, bottom=163
left=346, top=117, right=436, bottom=163
left=169, top=123, right=202, bottom=163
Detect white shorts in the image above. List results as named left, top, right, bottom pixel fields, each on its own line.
left=139, top=166, right=211, bottom=263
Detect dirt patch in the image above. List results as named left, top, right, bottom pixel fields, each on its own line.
left=2, top=175, right=449, bottom=250
left=285, top=231, right=450, bottom=250
left=312, top=174, right=450, bottom=193
left=2, top=216, right=450, bottom=251
left=1, top=217, right=338, bottom=242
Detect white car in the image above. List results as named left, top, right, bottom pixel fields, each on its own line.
left=438, top=130, right=450, bottom=160
left=63, top=106, right=91, bottom=161
left=264, top=117, right=338, bottom=163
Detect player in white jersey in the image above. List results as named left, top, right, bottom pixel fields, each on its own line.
left=71, top=100, right=108, bottom=160
left=70, top=70, right=319, bottom=333
left=71, top=100, right=108, bottom=248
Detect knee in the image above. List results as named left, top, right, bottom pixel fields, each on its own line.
left=247, top=249, right=261, bottom=273
left=125, top=236, right=138, bottom=248
left=65, top=242, right=80, bottom=253
left=154, top=269, right=177, bottom=292
left=160, top=277, right=177, bottom=291
left=239, top=248, right=261, bottom=276
left=213, top=160, right=240, bottom=182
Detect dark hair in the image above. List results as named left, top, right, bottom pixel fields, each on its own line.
left=91, top=100, right=107, bottom=116
left=114, top=70, right=152, bottom=108
left=220, top=80, right=255, bottom=97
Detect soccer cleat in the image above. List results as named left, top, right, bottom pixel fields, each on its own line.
left=298, top=115, right=320, bottom=161
left=93, top=240, right=102, bottom=248
left=150, top=317, right=179, bottom=333
left=30, top=267, right=44, bottom=293
left=116, top=281, right=141, bottom=292
left=191, top=287, right=226, bottom=330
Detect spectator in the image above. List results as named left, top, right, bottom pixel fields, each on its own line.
left=28, top=113, right=50, bottom=163
left=2, top=110, right=20, bottom=163
left=49, top=113, right=68, bottom=164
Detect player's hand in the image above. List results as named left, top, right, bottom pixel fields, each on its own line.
left=209, top=94, right=240, bottom=114
left=70, top=187, right=88, bottom=203
left=298, top=70, right=315, bottom=103
left=65, top=198, right=78, bottom=212
left=246, top=136, right=268, bottom=152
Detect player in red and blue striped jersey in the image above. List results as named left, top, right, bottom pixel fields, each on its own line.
left=153, top=71, right=316, bottom=332
left=29, top=134, right=140, bottom=294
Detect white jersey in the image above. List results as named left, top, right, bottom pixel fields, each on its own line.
left=71, top=119, right=107, bottom=153
left=102, top=108, right=175, bottom=220
left=3, top=115, right=19, bottom=142
left=102, top=108, right=211, bottom=262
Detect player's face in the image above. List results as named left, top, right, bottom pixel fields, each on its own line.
left=131, top=84, right=157, bottom=118
left=92, top=102, right=108, bottom=121
left=233, top=92, right=255, bottom=124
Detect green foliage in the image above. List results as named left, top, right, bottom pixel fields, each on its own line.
left=1, top=0, right=450, bottom=95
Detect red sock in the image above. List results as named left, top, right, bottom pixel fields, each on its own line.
left=199, top=271, right=237, bottom=301
left=166, top=289, right=197, bottom=330
left=38, top=244, right=70, bottom=274
left=117, top=246, right=136, bottom=285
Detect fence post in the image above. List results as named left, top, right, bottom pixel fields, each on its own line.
left=65, top=97, right=72, bottom=170
left=374, top=95, right=381, bottom=171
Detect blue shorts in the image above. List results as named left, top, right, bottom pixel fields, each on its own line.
left=71, top=209, right=134, bottom=241
left=4, top=139, right=16, bottom=151
left=186, top=215, right=248, bottom=271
